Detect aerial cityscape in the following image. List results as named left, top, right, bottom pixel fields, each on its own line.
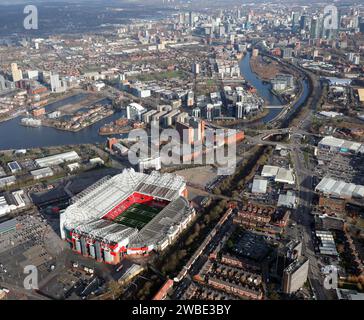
left=0, top=0, right=364, bottom=304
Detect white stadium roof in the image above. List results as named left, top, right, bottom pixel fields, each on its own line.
left=60, top=169, right=191, bottom=247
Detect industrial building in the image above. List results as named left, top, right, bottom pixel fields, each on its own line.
left=35, top=151, right=80, bottom=167
left=315, top=231, right=338, bottom=256
left=60, top=169, right=195, bottom=264
left=315, top=177, right=364, bottom=200
left=7, top=161, right=22, bottom=174
left=271, top=74, right=295, bottom=92
left=261, top=165, right=295, bottom=185
left=277, top=191, right=297, bottom=209
left=0, top=190, right=26, bottom=217
left=318, top=136, right=364, bottom=155
left=251, top=178, right=268, bottom=194
left=0, top=176, right=16, bottom=189
left=31, top=167, right=54, bottom=180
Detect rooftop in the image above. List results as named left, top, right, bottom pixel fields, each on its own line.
left=319, top=136, right=362, bottom=153
left=315, top=177, right=364, bottom=199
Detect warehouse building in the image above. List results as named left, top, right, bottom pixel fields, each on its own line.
left=0, top=218, right=17, bottom=235
left=0, top=176, right=16, bottom=189
left=261, top=165, right=295, bottom=185
left=7, top=161, right=22, bottom=174
left=251, top=178, right=268, bottom=194
left=35, top=151, right=80, bottom=167
left=31, top=167, right=54, bottom=180
left=315, top=177, right=364, bottom=200
left=318, top=136, right=364, bottom=155
left=0, top=190, right=26, bottom=217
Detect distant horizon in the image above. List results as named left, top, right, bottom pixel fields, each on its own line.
left=0, top=0, right=341, bottom=5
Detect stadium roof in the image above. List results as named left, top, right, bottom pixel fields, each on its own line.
left=74, top=219, right=138, bottom=244
left=129, top=197, right=191, bottom=248
left=61, top=169, right=190, bottom=246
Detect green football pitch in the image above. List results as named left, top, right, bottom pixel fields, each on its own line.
left=113, top=203, right=162, bottom=230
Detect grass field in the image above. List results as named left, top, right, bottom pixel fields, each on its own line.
left=113, top=203, right=162, bottom=230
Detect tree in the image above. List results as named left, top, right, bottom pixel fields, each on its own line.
left=227, top=240, right=234, bottom=249
left=108, top=280, right=123, bottom=300
left=232, top=190, right=239, bottom=198
left=203, top=214, right=211, bottom=224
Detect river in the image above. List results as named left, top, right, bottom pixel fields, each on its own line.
left=239, top=51, right=310, bottom=124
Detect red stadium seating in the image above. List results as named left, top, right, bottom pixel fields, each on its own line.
left=103, top=192, right=168, bottom=221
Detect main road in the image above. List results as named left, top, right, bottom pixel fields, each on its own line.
left=242, top=51, right=331, bottom=299
left=287, top=69, right=334, bottom=299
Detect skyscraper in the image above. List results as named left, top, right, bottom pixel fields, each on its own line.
left=310, top=16, right=323, bottom=39
left=300, top=15, right=311, bottom=31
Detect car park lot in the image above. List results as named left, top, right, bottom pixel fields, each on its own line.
left=0, top=214, right=65, bottom=287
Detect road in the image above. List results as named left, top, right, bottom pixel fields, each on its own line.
left=241, top=57, right=331, bottom=299
left=287, top=70, right=333, bottom=299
